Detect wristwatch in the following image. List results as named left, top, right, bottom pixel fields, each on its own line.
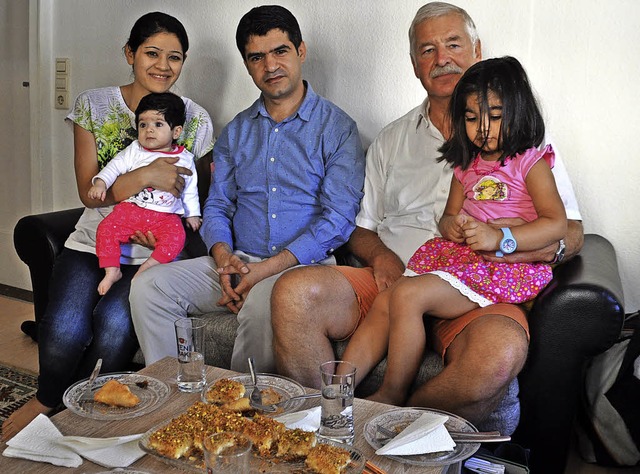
left=496, top=227, right=517, bottom=257
left=551, top=239, right=566, bottom=264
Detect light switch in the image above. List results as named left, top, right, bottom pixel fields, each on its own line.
left=55, top=58, right=69, bottom=74
left=55, top=76, right=68, bottom=90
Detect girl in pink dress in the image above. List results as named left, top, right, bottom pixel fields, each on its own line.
left=341, top=56, right=568, bottom=406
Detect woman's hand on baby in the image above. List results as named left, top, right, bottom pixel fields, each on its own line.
left=145, top=157, right=192, bottom=197
left=130, top=230, right=157, bottom=249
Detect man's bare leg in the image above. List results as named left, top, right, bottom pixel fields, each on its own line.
left=97, top=266, right=123, bottom=295
left=407, top=314, right=528, bottom=427
left=272, top=266, right=361, bottom=389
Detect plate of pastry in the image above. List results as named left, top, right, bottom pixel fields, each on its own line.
left=364, top=407, right=480, bottom=467
left=139, top=400, right=365, bottom=473
left=63, top=372, right=170, bottom=420
left=201, top=374, right=307, bottom=415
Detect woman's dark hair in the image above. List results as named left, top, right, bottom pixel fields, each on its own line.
left=235, top=5, right=302, bottom=59
left=135, top=92, right=186, bottom=132
left=125, top=12, right=189, bottom=56
left=439, top=56, right=545, bottom=169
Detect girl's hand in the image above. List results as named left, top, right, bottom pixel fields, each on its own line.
left=185, top=216, right=202, bottom=231
left=462, top=219, right=502, bottom=252
left=440, top=214, right=468, bottom=243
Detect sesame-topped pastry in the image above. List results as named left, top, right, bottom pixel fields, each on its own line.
left=93, top=379, right=140, bottom=407
left=205, top=378, right=246, bottom=404
left=305, top=443, right=352, bottom=474
left=276, top=428, right=317, bottom=460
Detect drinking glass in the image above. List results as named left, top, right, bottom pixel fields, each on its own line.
left=317, top=360, right=356, bottom=445
left=203, top=431, right=252, bottom=474
left=174, top=317, right=207, bottom=392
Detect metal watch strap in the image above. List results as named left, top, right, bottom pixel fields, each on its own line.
left=551, top=239, right=566, bottom=264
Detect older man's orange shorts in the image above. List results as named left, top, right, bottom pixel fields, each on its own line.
left=332, top=266, right=530, bottom=356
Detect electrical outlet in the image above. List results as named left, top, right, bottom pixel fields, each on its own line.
left=55, top=91, right=69, bottom=109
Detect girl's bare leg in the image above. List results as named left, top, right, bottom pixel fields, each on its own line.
left=339, top=289, right=392, bottom=385
left=97, top=266, right=122, bottom=295
left=369, top=274, right=479, bottom=405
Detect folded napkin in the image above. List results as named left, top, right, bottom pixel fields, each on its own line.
left=58, top=433, right=145, bottom=468
left=3, top=414, right=82, bottom=467
left=275, top=406, right=321, bottom=431
left=375, top=412, right=456, bottom=456
left=2, top=414, right=145, bottom=468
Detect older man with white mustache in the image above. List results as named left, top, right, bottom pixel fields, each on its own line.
left=271, top=1, right=583, bottom=437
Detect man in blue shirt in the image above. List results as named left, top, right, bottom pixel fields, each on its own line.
left=129, top=5, right=365, bottom=372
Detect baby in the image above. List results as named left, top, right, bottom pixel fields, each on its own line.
left=88, top=92, right=201, bottom=294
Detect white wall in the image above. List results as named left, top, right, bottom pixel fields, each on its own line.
left=0, top=0, right=31, bottom=290
left=27, top=0, right=640, bottom=311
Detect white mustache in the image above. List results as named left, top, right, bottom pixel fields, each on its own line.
left=431, top=64, right=463, bottom=78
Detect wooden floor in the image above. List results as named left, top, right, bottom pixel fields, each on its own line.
left=0, top=295, right=632, bottom=473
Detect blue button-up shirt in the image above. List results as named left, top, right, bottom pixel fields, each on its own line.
left=201, top=83, right=365, bottom=265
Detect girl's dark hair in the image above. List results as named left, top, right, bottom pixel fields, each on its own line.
left=135, top=92, right=186, bottom=131
left=126, top=12, right=189, bottom=56
left=235, top=5, right=302, bottom=59
left=439, top=56, right=545, bottom=169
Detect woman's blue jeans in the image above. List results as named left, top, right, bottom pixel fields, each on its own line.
left=36, top=248, right=140, bottom=408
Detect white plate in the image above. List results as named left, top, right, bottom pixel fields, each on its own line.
left=201, top=373, right=307, bottom=415
left=139, top=420, right=365, bottom=473
left=364, top=407, right=480, bottom=466
left=62, top=372, right=170, bottom=420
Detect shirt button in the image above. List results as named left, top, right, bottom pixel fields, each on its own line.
left=272, top=187, right=277, bottom=192
left=311, top=259, right=315, bottom=263
left=271, top=246, right=276, bottom=251
left=274, top=128, right=279, bottom=132
left=270, top=157, right=275, bottom=162
left=271, top=214, right=276, bottom=219
left=329, top=248, right=334, bottom=253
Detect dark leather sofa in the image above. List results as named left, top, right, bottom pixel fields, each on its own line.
left=13, top=207, right=624, bottom=473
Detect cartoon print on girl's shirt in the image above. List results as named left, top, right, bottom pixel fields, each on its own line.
left=473, top=177, right=507, bottom=201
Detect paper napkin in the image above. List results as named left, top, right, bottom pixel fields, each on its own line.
left=58, top=433, right=145, bottom=468
left=275, top=406, right=321, bottom=431
left=2, top=413, right=145, bottom=468
left=3, top=414, right=82, bottom=467
left=375, top=412, right=456, bottom=456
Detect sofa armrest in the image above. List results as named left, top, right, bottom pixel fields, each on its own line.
left=514, top=233, right=625, bottom=473
left=13, top=208, right=83, bottom=324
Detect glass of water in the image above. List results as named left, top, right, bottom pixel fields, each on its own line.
left=174, top=317, right=207, bottom=392
left=317, top=360, right=356, bottom=445
left=203, top=431, right=252, bottom=474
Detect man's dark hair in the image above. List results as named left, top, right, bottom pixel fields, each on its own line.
left=439, top=56, right=545, bottom=170
left=235, top=5, right=302, bottom=59
left=135, top=92, right=186, bottom=130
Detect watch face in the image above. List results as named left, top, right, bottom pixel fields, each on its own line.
left=501, top=238, right=517, bottom=254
